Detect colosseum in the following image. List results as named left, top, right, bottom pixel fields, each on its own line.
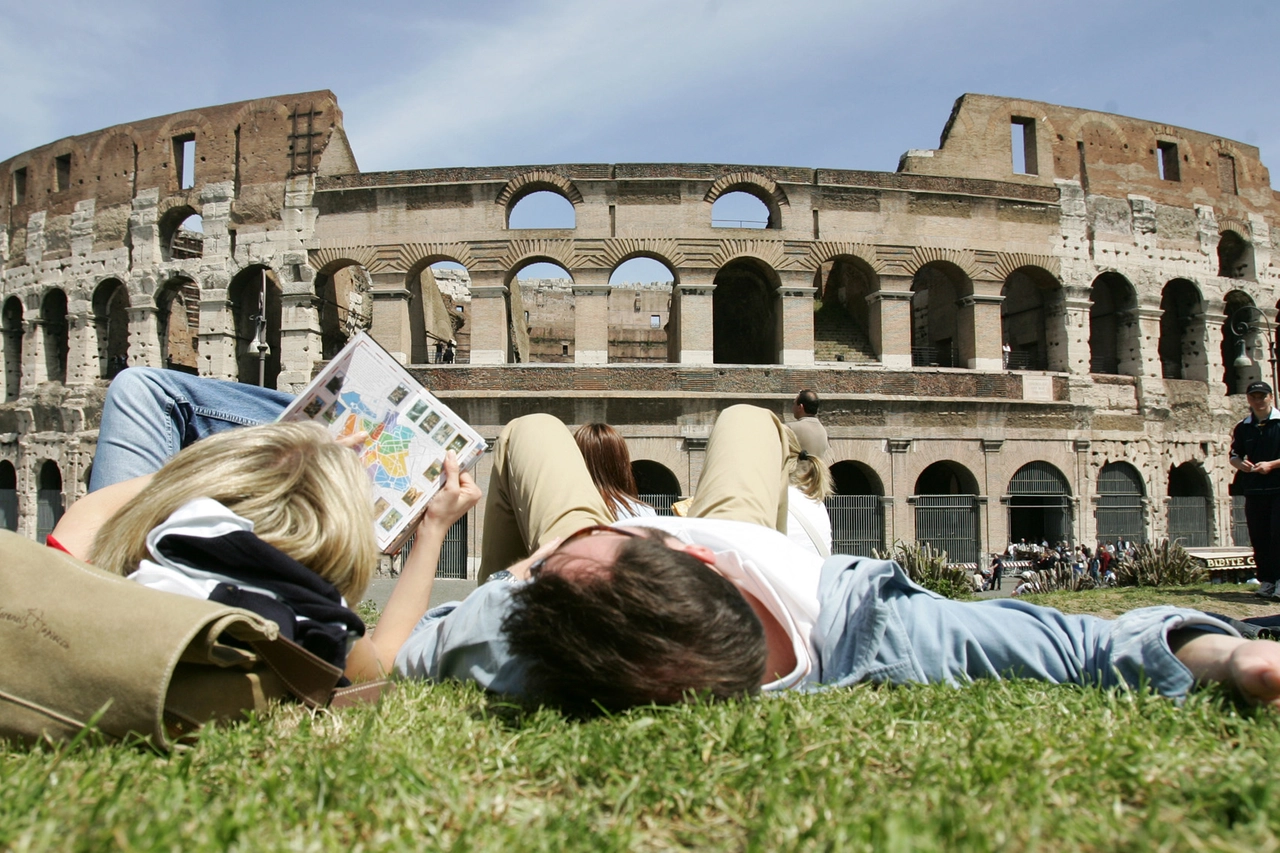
left=2, top=90, right=1275, bottom=573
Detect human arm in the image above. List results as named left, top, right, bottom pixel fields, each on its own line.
left=1170, top=629, right=1280, bottom=707
left=49, top=474, right=154, bottom=561
left=343, top=452, right=482, bottom=682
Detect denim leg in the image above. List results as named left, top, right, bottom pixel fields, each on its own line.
left=90, top=368, right=295, bottom=490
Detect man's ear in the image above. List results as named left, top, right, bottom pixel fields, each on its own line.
left=679, top=543, right=718, bottom=566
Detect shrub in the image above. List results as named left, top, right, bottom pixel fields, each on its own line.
left=1022, top=561, right=1095, bottom=593
left=1114, top=539, right=1206, bottom=587
left=874, top=539, right=973, bottom=599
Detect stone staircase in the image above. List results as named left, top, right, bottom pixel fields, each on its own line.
left=813, top=303, right=878, bottom=364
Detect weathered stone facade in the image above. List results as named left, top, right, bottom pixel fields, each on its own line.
left=3, top=91, right=1276, bottom=567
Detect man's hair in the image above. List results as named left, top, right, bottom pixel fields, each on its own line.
left=501, top=536, right=767, bottom=717
left=795, top=389, right=819, bottom=416
left=91, top=421, right=378, bottom=602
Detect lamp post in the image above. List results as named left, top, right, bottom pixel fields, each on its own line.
left=1230, top=305, right=1278, bottom=393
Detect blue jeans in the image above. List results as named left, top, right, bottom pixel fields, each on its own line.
left=89, top=368, right=294, bottom=491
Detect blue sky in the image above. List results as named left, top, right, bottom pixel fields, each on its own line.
left=2, top=0, right=1277, bottom=185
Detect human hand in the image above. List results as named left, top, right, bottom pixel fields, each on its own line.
left=422, top=451, right=482, bottom=532
left=336, top=430, right=370, bottom=451
left=1227, top=640, right=1280, bottom=707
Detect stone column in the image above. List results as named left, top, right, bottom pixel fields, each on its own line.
left=468, top=270, right=510, bottom=365
left=887, top=438, right=913, bottom=543
left=128, top=304, right=163, bottom=369
left=65, top=309, right=94, bottom=386
left=777, top=269, right=816, bottom=366
left=1060, top=286, right=1093, bottom=375
left=23, top=319, right=46, bottom=387
left=278, top=257, right=322, bottom=390
left=867, top=276, right=913, bottom=369
left=670, top=272, right=715, bottom=364
left=957, top=292, right=1004, bottom=370
left=1134, top=305, right=1164, bottom=379
left=199, top=289, right=236, bottom=379
left=1201, top=310, right=1227, bottom=393
left=572, top=268, right=610, bottom=365
left=368, top=272, right=412, bottom=365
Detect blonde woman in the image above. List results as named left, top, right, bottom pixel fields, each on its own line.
left=51, top=421, right=480, bottom=683
left=784, top=426, right=834, bottom=557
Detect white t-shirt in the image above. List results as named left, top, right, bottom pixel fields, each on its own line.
left=618, top=516, right=822, bottom=692
left=785, top=486, right=832, bottom=557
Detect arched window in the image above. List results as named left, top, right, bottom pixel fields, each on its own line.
left=1095, top=462, right=1145, bottom=545
left=815, top=256, right=878, bottom=363
left=632, top=460, right=682, bottom=516
left=159, top=207, right=204, bottom=261
left=1167, top=462, right=1212, bottom=547
left=911, top=263, right=969, bottom=368
left=93, top=278, right=130, bottom=379
left=609, top=257, right=675, bottom=364
left=314, top=262, right=373, bottom=360
left=828, top=460, right=885, bottom=557
left=1158, top=279, right=1202, bottom=381
left=1217, top=230, right=1254, bottom=280
left=713, top=258, right=779, bottom=364
left=508, top=191, right=575, bottom=229
left=913, top=461, right=980, bottom=564
left=711, top=191, right=772, bottom=229
left=35, top=460, right=63, bottom=544
left=1088, top=273, right=1138, bottom=376
left=229, top=265, right=281, bottom=387
left=2, top=297, right=22, bottom=401
left=0, top=460, right=17, bottom=532
left=1007, top=462, right=1073, bottom=545
left=1001, top=267, right=1063, bottom=371
left=512, top=261, right=574, bottom=363
left=41, top=289, right=69, bottom=384
left=1221, top=291, right=1258, bottom=394
left=156, top=278, right=200, bottom=375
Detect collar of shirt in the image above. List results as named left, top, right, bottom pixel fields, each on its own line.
left=1246, top=407, right=1280, bottom=424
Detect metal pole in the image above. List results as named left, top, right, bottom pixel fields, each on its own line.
left=256, top=269, right=268, bottom=387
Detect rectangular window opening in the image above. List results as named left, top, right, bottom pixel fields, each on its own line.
left=12, top=167, right=27, bottom=204
left=1218, top=152, right=1238, bottom=195
left=1011, top=117, right=1038, bottom=175
left=650, top=314, right=661, bottom=329
left=1157, top=142, right=1180, bottom=181
left=54, top=155, right=71, bottom=192
left=173, top=134, right=196, bottom=190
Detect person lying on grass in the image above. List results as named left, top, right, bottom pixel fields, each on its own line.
left=50, top=420, right=480, bottom=685
left=79, top=367, right=1280, bottom=717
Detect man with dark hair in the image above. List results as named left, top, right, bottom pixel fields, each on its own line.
left=790, top=389, right=830, bottom=462
left=1230, top=380, right=1280, bottom=600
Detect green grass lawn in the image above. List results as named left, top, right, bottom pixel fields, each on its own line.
left=4, top=585, right=1280, bottom=851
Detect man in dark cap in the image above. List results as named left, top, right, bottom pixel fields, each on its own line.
left=1230, top=380, right=1280, bottom=600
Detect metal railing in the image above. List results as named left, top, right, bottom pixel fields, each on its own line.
left=638, top=494, right=684, bottom=517
left=1167, top=496, right=1210, bottom=548
left=913, top=495, right=979, bottom=564
left=911, top=345, right=959, bottom=368
left=1005, top=350, right=1047, bottom=371
left=1233, top=495, right=1251, bottom=547
left=825, top=495, right=885, bottom=557
left=1095, top=497, right=1145, bottom=544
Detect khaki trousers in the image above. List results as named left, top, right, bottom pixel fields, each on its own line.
left=479, top=405, right=793, bottom=580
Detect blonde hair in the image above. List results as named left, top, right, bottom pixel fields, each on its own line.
left=784, top=426, right=833, bottom=502
left=91, top=421, right=377, bottom=602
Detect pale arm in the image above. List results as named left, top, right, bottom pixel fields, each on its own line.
left=344, top=452, right=482, bottom=682
left=49, top=474, right=154, bottom=561
left=1171, top=629, right=1280, bottom=707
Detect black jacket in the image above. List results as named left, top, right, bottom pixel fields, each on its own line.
left=1230, top=408, right=1280, bottom=496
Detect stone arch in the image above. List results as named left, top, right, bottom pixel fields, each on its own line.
left=910, top=261, right=972, bottom=368
left=92, top=277, right=130, bottom=379
left=151, top=110, right=218, bottom=192
left=228, top=265, right=282, bottom=387
left=607, top=253, right=677, bottom=364
left=495, top=170, right=584, bottom=207
left=828, top=460, right=886, bottom=557
left=400, top=257, right=462, bottom=365
left=913, top=460, right=981, bottom=564
left=0, top=459, right=16, bottom=532
left=604, top=246, right=682, bottom=284
left=158, top=203, right=204, bottom=261
left=1088, top=271, right=1139, bottom=376
left=309, top=258, right=374, bottom=360
left=1217, top=228, right=1255, bottom=280
left=2, top=296, right=22, bottom=401
left=1095, top=461, right=1146, bottom=545
left=35, top=459, right=64, bottom=544
left=632, top=459, right=681, bottom=500
left=506, top=257, right=575, bottom=364
left=1221, top=289, right=1259, bottom=394
left=156, top=276, right=201, bottom=374
left=1158, top=278, right=1204, bottom=381
left=41, top=288, right=69, bottom=384
left=712, top=256, right=781, bottom=364
left=831, top=460, right=884, bottom=495
left=1001, top=265, right=1063, bottom=371
left=1167, top=460, right=1212, bottom=548
left=703, top=171, right=788, bottom=211
left=814, top=254, right=879, bottom=362
left=1006, top=461, right=1073, bottom=546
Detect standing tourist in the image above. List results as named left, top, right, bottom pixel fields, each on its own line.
left=789, top=389, right=831, bottom=463
left=1230, top=381, right=1280, bottom=600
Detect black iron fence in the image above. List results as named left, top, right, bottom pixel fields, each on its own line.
left=1233, top=495, right=1251, bottom=547
left=639, top=494, right=683, bottom=517
left=1095, top=496, right=1145, bottom=544
left=825, top=495, right=885, bottom=557
left=914, top=495, right=979, bottom=564
left=1167, top=496, right=1210, bottom=548
left=912, top=345, right=959, bottom=368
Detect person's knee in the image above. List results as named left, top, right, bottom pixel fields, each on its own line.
left=500, top=413, right=568, bottom=443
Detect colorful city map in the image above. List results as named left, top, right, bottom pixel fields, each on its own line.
left=336, top=391, right=420, bottom=492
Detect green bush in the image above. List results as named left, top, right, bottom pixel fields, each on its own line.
left=1114, top=539, right=1207, bottom=587
left=874, top=539, right=973, bottom=599
left=1022, top=561, right=1096, bottom=593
